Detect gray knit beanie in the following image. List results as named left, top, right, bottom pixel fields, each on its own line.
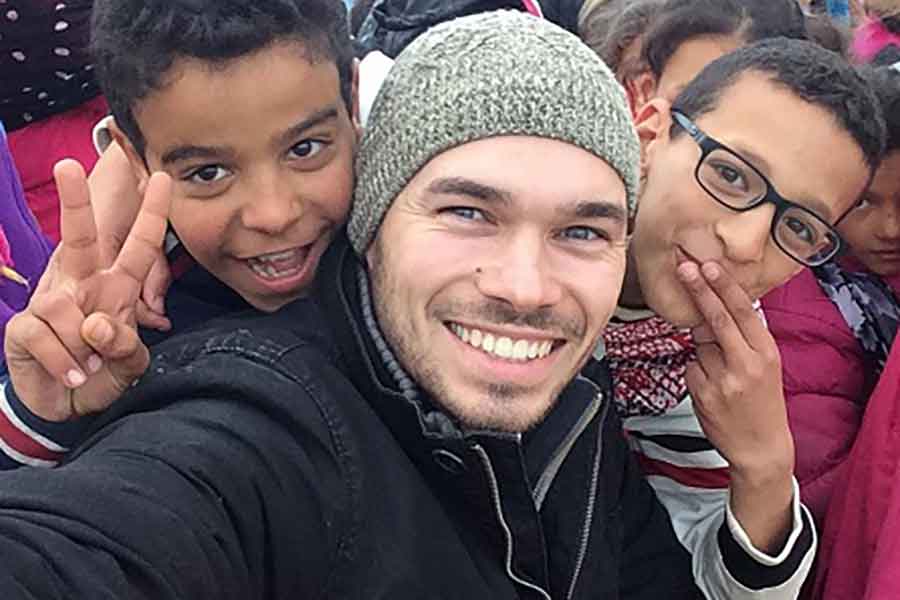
left=348, top=10, right=640, bottom=255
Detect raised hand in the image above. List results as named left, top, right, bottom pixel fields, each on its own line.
left=677, top=260, right=795, bottom=554
left=4, top=159, right=172, bottom=421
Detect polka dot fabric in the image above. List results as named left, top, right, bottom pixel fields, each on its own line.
left=0, top=0, right=99, bottom=131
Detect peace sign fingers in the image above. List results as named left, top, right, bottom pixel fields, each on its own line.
left=113, top=172, right=173, bottom=287
left=55, top=159, right=101, bottom=281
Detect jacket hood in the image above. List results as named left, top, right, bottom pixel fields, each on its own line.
left=354, top=0, right=585, bottom=58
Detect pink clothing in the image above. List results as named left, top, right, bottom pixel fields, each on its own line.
left=851, top=17, right=900, bottom=63
left=812, top=337, right=900, bottom=600
left=762, top=262, right=900, bottom=526
left=6, top=95, right=108, bottom=243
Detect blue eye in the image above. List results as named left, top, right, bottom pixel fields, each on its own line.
left=560, top=226, right=606, bottom=241
left=289, top=140, right=326, bottom=159
left=185, top=165, right=230, bottom=184
left=446, top=207, right=488, bottom=221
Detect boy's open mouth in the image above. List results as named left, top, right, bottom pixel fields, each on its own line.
left=246, top=245, right=311, bottom=280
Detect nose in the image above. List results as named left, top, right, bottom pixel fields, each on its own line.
left=714, top=204, right=775, bottom=265
left=474, top=234, right=563, bottom=313
left=240, top=168, right=304, bottom=234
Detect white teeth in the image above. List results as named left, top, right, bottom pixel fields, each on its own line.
left=482, top=334, right=495, bottom=353
left=449, top=323, right=557, bottom=362
left=248, top=260, right=295, bottom=280
left=247, top=247, right=306, bottom=280
left=513, top=340, right=529, bottom=360
left=495, top=336, right=513, bottom=359
left=255, top=248, right=298, bottom=263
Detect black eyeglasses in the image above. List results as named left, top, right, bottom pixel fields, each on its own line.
left=671, top=110, right=844, bottom=267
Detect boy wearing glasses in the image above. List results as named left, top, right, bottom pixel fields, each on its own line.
left=605, top=38, right=884, bottom=598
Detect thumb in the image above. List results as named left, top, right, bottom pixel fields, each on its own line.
left=81, top=312, right=150, bottom=391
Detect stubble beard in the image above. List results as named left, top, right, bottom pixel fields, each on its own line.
left=367, top=240, right=564, bottom=433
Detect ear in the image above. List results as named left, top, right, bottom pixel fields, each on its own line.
left=109, top=120, right=151, bottom=196
left=633, top=97, right=674, bottom=179
left=623, top=70, right=658, bottom=118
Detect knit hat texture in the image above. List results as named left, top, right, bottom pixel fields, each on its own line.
left=348, top=10, right=640, bottom=254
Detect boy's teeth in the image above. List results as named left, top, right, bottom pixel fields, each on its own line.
left=449, top=323, right=556, bottom=362
left=256, top=248, right=299, bottom=262
left=246, top=247, right=308, bottom=280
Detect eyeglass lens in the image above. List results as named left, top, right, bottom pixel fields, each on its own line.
left=697, top=148, right=839, bottom=265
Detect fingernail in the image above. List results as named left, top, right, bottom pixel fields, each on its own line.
left=702, top=263, right=720, bottom=281
left=89, top=319, right=114, bottom=345
left=677, top=262, right=699, bottom=282
left=151, top=295, right=164, bottom=314
left=66, top=369, right=86, bottom=387
left=86, top=354, right=103, bottom=374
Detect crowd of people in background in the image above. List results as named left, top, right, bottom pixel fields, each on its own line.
left=0, top=1, right=898, bottom=599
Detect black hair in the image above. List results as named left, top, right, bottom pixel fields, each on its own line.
left=642, top=0, right=807, bottom=78
left=672, top=38, right=886, bottom=173
left=861, top=64, right=900, bottom=153
left=804, top=13, right=850, bottom=56
left=91, top=0, right=352, bottom=157
left=579, top=0, right=665, bottom=77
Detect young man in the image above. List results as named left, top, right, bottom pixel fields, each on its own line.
left=0, top=12, right=700, bottom=598
left=605, top=38, right=884, bottom=598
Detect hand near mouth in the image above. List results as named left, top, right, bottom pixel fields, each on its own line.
left=4, top=160, right=172, bottom=422
left=677, top=260, right=796, bottom=555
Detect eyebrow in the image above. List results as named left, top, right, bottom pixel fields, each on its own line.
left=275, top=106, right=339, bottom=148
left=563, top=200, right=628, bottom=225
left=425, top=177, right=513, bottom=207
left=161, top=144, right=235, bottom=167
left=159, top=106, right=340, bottom=167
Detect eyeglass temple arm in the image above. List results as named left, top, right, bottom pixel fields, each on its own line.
left=672, top=111, right=706, bottom=143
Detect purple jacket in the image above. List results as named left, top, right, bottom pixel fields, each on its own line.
left=0, top=123, right=53, bottom=364
left=762, top=262, right=900, bottom=527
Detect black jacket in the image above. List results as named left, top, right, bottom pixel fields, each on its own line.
left=0, top=235, right=698, bottom=599
left=354, top=0, right=585, bottom=58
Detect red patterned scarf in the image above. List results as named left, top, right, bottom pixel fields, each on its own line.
left=603, top=314, right=696, bottom=418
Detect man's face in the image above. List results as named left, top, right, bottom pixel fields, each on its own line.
left=839, top=151, right=900, bottom=277
left=368, top=136, right=628, bottom=432
left=127, top=41, right=358, bottom=312
left=632, top=72, right=871, bottom=327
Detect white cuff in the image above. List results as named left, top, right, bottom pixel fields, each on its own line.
left=725, top=477, right=805, bottom=566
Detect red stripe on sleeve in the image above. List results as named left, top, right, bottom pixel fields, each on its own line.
left=0, top=407, right=66, bottom=463
left=636, top=452, right=731, bottom=489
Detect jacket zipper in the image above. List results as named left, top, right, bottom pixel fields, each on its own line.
left=533, top=385, right=602, bottom=511
left=473, top=444, right=552, bottom=600
left=565, top=391, right=608, bottom=600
